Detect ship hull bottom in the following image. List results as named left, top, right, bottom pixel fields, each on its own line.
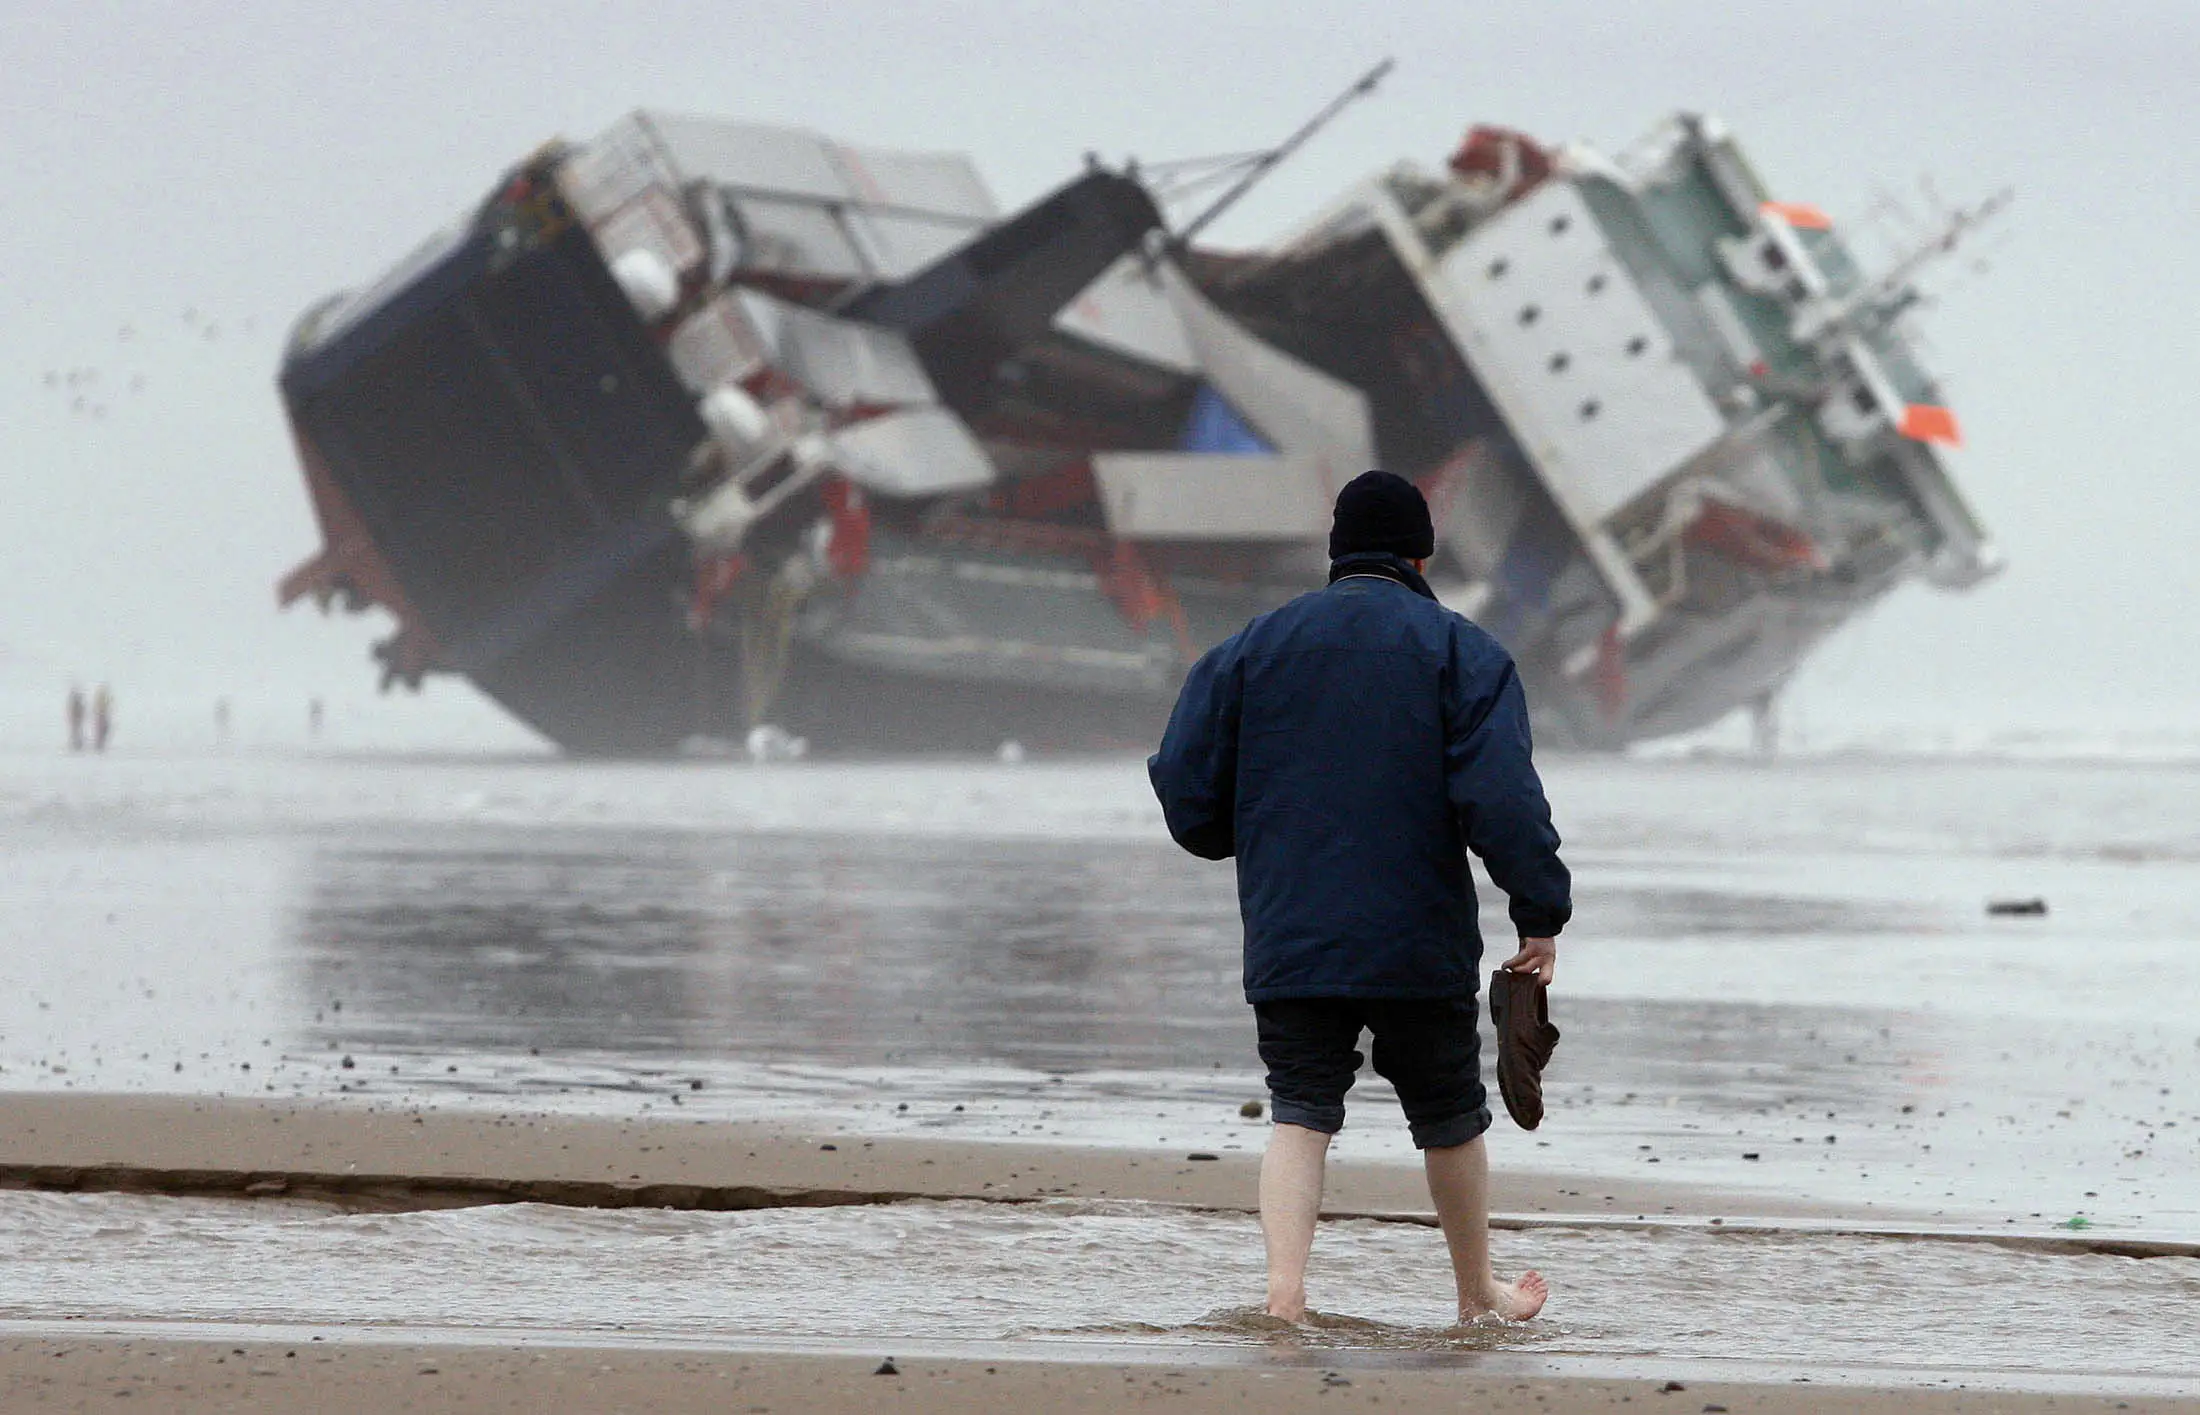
left=771, top=649, right=1172, bottom=755
left=481, top=640, right=1176, bottom=758
left=449, top=540, right=1872, bottom=758
left=463, top=619, right=1829, bottom=759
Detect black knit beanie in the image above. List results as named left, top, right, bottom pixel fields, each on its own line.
left=1328, top=470, right=1435, bottom=561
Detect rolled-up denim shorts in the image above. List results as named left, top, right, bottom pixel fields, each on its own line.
left=1253, top=996, right=1490, bottom=1150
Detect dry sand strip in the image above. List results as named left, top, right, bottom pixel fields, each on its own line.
left=6, top=1095, right=2185, bottom=1260
left=0, top=1093, right=1868, bottom=1222
left=1, top=1340, right=2193, bottom=1414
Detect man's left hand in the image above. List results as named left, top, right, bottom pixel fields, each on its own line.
left=1502, top=936, right=1556, bottom=986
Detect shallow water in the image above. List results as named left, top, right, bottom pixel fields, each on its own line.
left=1, top=750, right=2197, bottom=1238
left=0, top=1191, right=2194, bottom=1378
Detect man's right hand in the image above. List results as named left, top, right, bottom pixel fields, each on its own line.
left=1502, top=936, right=1556, bottom=986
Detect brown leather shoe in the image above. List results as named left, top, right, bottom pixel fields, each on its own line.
left=1488, top=968, right=1560, bottom=1130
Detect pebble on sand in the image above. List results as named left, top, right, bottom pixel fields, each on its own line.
left=1239, top=1099, right=1264, bottom=1118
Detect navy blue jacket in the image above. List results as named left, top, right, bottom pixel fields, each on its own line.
left=1149, top=559, right=1571, bottom=1002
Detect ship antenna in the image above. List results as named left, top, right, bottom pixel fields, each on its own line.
left=1793, top=185, right=2015, bottom=348
left=1163, top=58, right=1395, bottom=252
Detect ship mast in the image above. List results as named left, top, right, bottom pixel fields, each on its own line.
left=1156, top=58, right=1396, bottom=251
left=1792, top=185, right=2015, bottom=349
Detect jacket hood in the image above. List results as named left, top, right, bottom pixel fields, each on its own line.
left=1327, top=552, right=1437, bottom=601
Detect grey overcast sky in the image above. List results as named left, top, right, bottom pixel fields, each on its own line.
left=2, top=0, right=2194, bottom=749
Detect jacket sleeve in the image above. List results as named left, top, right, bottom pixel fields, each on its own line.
left=1147, top=639, right=1242, bottom=861
left=1443, top=633, right=1572, bottom=938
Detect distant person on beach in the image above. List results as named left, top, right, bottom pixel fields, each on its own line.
left=91, top=684, right=114, bottom=753
left=1150, top=470, right=1571, bottom=1325
left=67, top=684, right=87, bottom=752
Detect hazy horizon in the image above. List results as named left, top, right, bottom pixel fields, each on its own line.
left=4, top=0, right=2194, bottom=753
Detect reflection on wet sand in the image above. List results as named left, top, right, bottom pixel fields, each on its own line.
left=288, top=831, right=1241, bottom=1069
left=286, top=829, right=1930, bottom=1100
left=261, top=815, right=2200, bottom=1239
left=278, top=829, right=1983, bottom=1203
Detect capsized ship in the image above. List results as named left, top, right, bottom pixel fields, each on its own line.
left=278, top=83, right=2003, bottom=754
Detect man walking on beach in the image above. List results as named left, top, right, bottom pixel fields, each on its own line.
left=1149, top=471, right=1571, bottom=1325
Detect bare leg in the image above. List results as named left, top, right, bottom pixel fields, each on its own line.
left=1423, top=1135, right=1548, bottom=1321
left=1259, top=1123, right=1332, bottom=1321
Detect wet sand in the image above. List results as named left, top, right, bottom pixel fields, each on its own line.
left=7, top=752, right=2199, bottom=1403
left=7, top=752, right=2195, bottom=1236
left=3, top=1338, right=2195, bottom=1414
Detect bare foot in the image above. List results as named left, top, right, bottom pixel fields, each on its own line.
left=1266, top=1287, right=1308, bottom=1323
left=1460, top=1269, right=1548, bottom=1323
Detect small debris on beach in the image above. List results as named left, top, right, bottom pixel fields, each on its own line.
left=1987, top=897, right=2048, bottom=917
left=1187, top=1152, right=1219, bottom=1161
left=1238, top=1099, right=1264, bottom=1118
left=873, top=1358, right=899, bottom=1376
left=1661, top=1380, right=1687, bottom=1391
